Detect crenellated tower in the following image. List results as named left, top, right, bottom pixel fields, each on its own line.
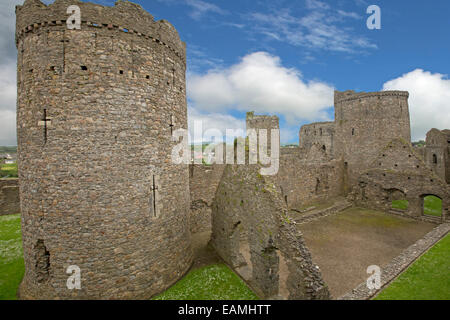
left=16, top=0, right=192, bottom=299
left=333, top=90, right=411, bottom=184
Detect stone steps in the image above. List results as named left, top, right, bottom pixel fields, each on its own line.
left=388, top=210, right=443, bottom=224
left=294, top=200, right=352, bottom=224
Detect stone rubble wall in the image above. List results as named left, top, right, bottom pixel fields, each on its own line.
left=0, top=178, right=20, bottom=216
left=350, top=139, right=450, bottom=222
left=278, top=148, right=345, bottom=209
left=189, top=164, right=225, bottom=234
left=211, top=164, right=330, bottom=300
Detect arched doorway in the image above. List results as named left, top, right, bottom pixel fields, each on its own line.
left=422, top=195, right=442, bottom=217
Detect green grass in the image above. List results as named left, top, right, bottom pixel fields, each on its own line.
left=392, top=199, right=409, bottom=210
left=423, top=196, right=442, bottom=217
left=0, top=214, right=24, bottom=300
left=0, top=147, right=17, bottom=153
left=375, top=234, right=450, bottom=300
left=153, top=264, right=259, bottom=300
left=391, top=197, right=442, bottom=217
left=0, top=163, right=18, bottom=178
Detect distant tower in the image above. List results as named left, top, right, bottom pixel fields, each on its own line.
left=246, top=111, right=280, bottom=153
left=424, top=128, right=450, bottom=184
left=333, top=90, right=411, bottom=183
left=16, top=0, right=192, bottom=299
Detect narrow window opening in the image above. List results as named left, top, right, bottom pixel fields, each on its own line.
left=352, top=128, right=355, bottom=136
left=433, top=154, right=437, bottom=164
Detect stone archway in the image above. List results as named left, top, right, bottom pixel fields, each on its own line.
left=420, top=194, right=443, bottom=218
left=387, top=188, right=408, bottom=211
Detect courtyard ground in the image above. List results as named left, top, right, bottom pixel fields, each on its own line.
left=298, top=207, right=436, bottom=298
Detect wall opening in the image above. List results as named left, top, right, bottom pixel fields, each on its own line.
left=34, top=240, right=50, bottom=283
left=423, top=195, right=442, bottom=217
left=322, top=145, right=326, bottom=152
left=433, top=154, right=437, bottom=164
left=352, top=128, right=355, bottom=136
left=389, top=189, right=408, bottom=211
left=81, top=66, right=88, bottom=71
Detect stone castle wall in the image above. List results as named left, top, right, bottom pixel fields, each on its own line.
left=189, top=164, right=225, bottom=234
left=278, top=152, right=345, bottom=209
left=16, top=0, right=192, bottom=299
left=246, top=112, right=280, bottom=153
left=351, top=139, right=450, bottom=222
left=424, top=129, right=450, bottom=184
left=333, top=90, right=411, bottom=184
left=299, top=122, right=334, bottom=157
left=0, top=179, right=20, bottom=216
left=211, top=164, right=330, bottom=299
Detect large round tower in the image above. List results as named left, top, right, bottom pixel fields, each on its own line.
left=333, top=90, right=411, bottom=184
left=16, top=0, right=192, bottom=299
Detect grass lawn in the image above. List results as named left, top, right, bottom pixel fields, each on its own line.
left=423, top=196, right=442, bottom=217
left=392, top=199, right=408, bottom=210
left=392, top=197, right=442, bottom=217
left=0, top=214, right=24, bottom=300
left=153, top=264, right=259, bottom=300
left=0, top=163, right=18, bottom=178
left=375, top=234, right=450, bottom=300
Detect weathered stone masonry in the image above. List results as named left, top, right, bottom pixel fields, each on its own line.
left=211, top=164, right=330, bottom=300
left=16, top=0, right=192, bottom=299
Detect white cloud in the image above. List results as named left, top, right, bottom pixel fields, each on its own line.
left=383, top=69, right=450, bottom=141
left=157, top=0, right=227, bottom=21
left=188, top=52, right=334, bottom=125
left=188, top=107, right=245, bottom=144
left=246, top=3, right=376, bottom=53
left=185, top=0, right=228, bottom=20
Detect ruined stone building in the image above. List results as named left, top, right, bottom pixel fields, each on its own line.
left=15, top=0, right=448, bottom=300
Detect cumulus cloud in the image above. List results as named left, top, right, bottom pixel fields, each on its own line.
left=188, top=52, right=335, bottom=125
left=383, top=69, right=450, bottom=141
left=188, top=107, right=245, bottom=144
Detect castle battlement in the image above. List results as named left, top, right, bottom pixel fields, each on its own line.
left=334, top=90, right=409, bottom=104
left=16, top=0, right=185, bottom=60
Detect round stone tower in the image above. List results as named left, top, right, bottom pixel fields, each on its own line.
left=16, top=0, right=192, bottom=299
left=334, top=90, right=411, bottom=184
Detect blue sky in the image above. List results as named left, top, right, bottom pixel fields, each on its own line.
left=0, top=0, right=449, bottom=145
